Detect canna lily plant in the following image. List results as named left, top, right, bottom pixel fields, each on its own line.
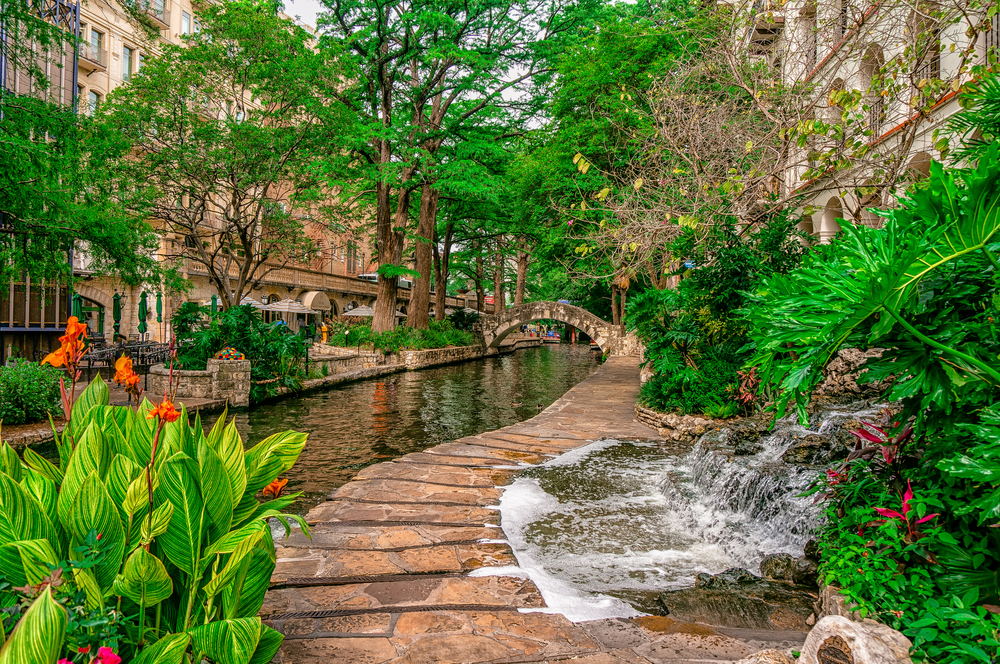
left=0, top=348, right=309, bottom=661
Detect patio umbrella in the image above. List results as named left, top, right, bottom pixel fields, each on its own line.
left=239, top=296, right=266, bottom=309
left=112, top=291, right=122, bottom=337
left=343, top=305, right=375, bottom=317
left=137, top=292, right=148, bottom=335
left=262, top=299, right=317, bottom=314
left=211, top=294, right=218, bottom=314
left=71, top=293, right=83, bottom=321
left=155, top=292, right=163, bottom=322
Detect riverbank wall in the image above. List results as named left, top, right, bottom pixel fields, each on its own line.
left=3, top=337, right=548, bottom=448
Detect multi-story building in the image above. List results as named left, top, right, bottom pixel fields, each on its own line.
left=2, top=0, right=482, bottom=359
left=737, top=0, right=998, bottom=242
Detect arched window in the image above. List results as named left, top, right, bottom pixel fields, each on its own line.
left=860, top=45, right=886, bottom=135
left=821, top=197, right=843, bottom=243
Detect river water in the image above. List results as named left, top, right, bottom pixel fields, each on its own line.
left=225, top=344, right=601, bottom=514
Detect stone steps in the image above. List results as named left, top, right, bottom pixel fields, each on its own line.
left=265, top=358, right=807, bottom=663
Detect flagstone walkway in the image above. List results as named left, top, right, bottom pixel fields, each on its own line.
left=263, top=357, right=806, bottom=663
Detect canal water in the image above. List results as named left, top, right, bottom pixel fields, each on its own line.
left=226, top=344, right=601, bottom=514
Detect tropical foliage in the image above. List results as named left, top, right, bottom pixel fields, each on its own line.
left=172, top=303, right=308, bottom=403
left=627, top=214, right=805, bottom=417
left=0, top=373, right=308, bottom=662
left=0, top=363, right=63, bottom=425
left=749, top=137, right=1000, bottom=661
left=329, top=319, right=474, bottom=354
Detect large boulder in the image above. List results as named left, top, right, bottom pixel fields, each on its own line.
left=799, top=615, right=913, bottom=664
left=760, top=553, right=819, bottom=588
left=780, top=434, right=847, bottom=465
left=659, top=568, right=818, bottom=632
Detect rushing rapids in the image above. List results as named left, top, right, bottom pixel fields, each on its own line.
left=498, top=400, right=887, bottom=618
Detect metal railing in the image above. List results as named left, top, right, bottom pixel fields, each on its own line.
left=78, top=42, right=107, bottom=68
left=142, top=0, right=170, bottom=27
left=867, top=96, right=885, bottom=136
left=986, top=11, right=1000, bottom=62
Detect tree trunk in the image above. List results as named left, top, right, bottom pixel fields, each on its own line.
left=514, top=246, right=528, bottom=306
left=372, top=183, right=411, bottom=333
left=408, top=184, right=438, bottom=329
left=475, top=252, right=485, bottom=312
left=611, top=286, right=621, bottom=326
left=433, top=222, right=454, bottom=321
left=620, top=287, right=628, bottom=326
left=493, top=249, right=505, bottom=312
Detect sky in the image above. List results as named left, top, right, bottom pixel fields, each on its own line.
left=283, top=0, right=324, bottom=29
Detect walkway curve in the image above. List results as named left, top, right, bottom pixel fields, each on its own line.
left=263, top=357, right=806, bottom=663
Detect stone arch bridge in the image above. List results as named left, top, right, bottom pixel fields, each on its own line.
left=474, top=301, right=641, bottom=356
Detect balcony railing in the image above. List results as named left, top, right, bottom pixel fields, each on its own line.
left=78, top=42, right=107, bottom=71
left=986, top=11, right=1000, bottom=62
left=867, top=96, right=885, bottom=136
left=142, top=1, right=170, bottom=29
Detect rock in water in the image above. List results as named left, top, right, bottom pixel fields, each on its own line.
left=760, top=554, right=795, bottom=582
left=659, top=568, right=817, bottom=631
left=780, top=434, right=847, bottom=465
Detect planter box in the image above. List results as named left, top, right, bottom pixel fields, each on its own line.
left=148, top=358, right=251, bottom=408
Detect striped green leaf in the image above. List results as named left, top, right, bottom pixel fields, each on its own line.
left=212, top=419, right=247, bottom=501
left=202, top=529, right=264, bottom=599
left=141, top=501, right=174, bottom=542
left=66, top=472, right=126, bottom=592
left=0, top=587, right=66, bottom=663
left=0, top=472, right=58, bottom=550
left=132, top=633, right=191, bottom=664
left=187, top=617, right=262, bottom=664
left=19, top=468, right=57, bottom=524
left=0, top=539, right=59, bottom=587
left=222, top=544, right=275, bottom=619
left=72, top=567, right=103, bottom=611
left=22, top=448, right=62, bottom=485
left=0, top=442, right=23, bottom=482
left=57, top=420, right=111, bottom=526
left=114, top=547, right=173, bottom=605
left=244, top=431, right=307, bottom=494
left=157, top=452, right=204, bottom=577
left=248, top=625, right=283, bottom=664
left=198, top=441, right=233, bottom=542
left=70, top=374, right=110, bottom=438
left=107, top=454, right=143, bottom=522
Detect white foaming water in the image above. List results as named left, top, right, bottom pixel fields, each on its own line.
left=497, top=407, right=877, bottom=619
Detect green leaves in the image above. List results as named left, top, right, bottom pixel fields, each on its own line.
left=157, top=453, right=204, bottom=577
left=0, top=472, right=58, bottom=550
left=114, top=548, right=173, bottom=605
left=132, top=633, right=191, bottom=664
left=66, top=473, right=126, bottom=591
left=244, top=431, right=307, bottom=494
left=188, top=617, right=282, bottom=664
left=0, top=587, right=66, bottom=663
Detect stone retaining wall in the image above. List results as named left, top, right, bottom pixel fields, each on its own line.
left=148, top=359, right=251, bottom=407
left=634, top=404, right=721, bottom=442
left=397, top=345, right=486, bottom=369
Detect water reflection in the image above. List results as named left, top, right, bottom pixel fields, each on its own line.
left=218, top=345, right=600, bottom=514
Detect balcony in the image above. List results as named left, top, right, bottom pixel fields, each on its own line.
left=985, top=11, right=999, bottom=63
left=141, top=1, right=170, bottom=30
left=78, top=42, right=107, bottom=72
left=748, top=0, right=784, bottom=55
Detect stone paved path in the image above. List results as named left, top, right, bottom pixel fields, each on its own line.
left=264, top=357, right=806, bottom=663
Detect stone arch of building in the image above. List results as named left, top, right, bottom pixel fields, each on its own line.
left=476, top=301, right=615, bottom=352
left=820, top=196, right=844, bottom=243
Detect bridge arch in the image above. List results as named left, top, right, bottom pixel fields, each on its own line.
left=476, top=301, right=616, bottom=352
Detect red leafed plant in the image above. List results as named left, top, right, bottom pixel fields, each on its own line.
left=873, top=480, right=939, bottom=541
left=848, top=415, right=914, bottom=467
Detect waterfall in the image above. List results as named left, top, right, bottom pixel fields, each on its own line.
left=498, top=400, right=886, bottom=619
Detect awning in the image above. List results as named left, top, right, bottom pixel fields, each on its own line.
left=300, top=291, right=331, bottom=312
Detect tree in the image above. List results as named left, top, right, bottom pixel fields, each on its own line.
left=97, top=0, right=350, bottom=308
left=0, top=0, right=161, bottom=284
left=319, top=0, right=602, bottom=331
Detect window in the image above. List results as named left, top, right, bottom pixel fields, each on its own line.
left=88, top=91, right=101, bottom=115
left=137, top=54, right=145, bottom=72
left=122, top=46, right=134, bottom=82
left=181, top=11, right=191, bottom=35
left=234, top=107, right=245, bottom=123
left=90, top=29, right=103, bottom=54
left=193, top=18, right=201, bottom=33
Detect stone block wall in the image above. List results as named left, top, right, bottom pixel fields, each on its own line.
left=397, top=346, right=485, bottom=370
left=149, top=359, right=251, bottom=407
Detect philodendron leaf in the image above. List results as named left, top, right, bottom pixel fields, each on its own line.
left=0, top=587, right=66, bottom=663
left=243, top=431, right=307, bottom=495
left=114, top=547, right=173, bottom=605
left=131, top=633, right=191, bottom=664
left=187, top=617, right=263, bottom=664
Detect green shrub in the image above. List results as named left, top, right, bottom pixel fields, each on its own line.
left=172, top=304, right=307, bottom=403
left=0, top=375, right=307, bottom=661
left=331, top=320, right=474, bottom=353
left=0, top=362, right=63, bottom=424
left=749, top=141, right=1000, bottom=662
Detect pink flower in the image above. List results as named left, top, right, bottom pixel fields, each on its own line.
left=97, top=647, right=122, bottom=664
left=58, top=660, right=71, bottom=664
left=566, top=220, right=573, bottom=226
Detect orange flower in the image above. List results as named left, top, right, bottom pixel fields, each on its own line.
left=41, top=316, right=88, bottom=369
left=262, top=478, right=288, bottom=499
left=113, top=355, right=133, bottom=384
left=147, top=399, right=181, bottom=423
